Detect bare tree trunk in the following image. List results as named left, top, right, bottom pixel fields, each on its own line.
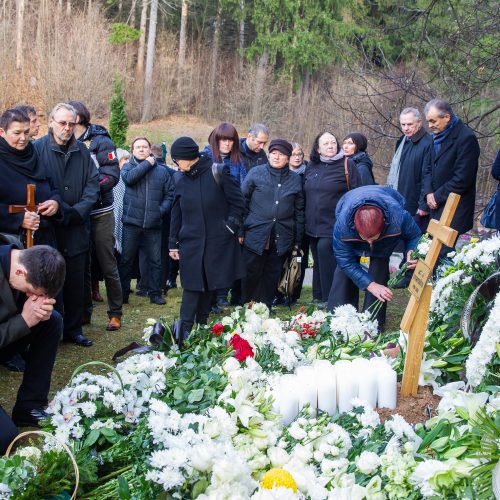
left=118, top=0, right=122, bottom=15
left=252, top=50, right=268, bottom=121
left=207, top=1, right=221, bottom=115
left=239, top=0, right=245, bottom=74
left=141, top=0, right=158, bottom=122
left=136, top=0, right=148, bottom=79
left=66, top=0, right=71, bottom=15
left=178, top=0, right=188, bottom=68
left=129, top=0, right=137, bottom=26
left=15, top=0, right=25, bottom=70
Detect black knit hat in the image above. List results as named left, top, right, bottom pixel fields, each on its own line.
left=170, top=136, right=200, bottom=160
left=269, top=139, right=293, bottom=157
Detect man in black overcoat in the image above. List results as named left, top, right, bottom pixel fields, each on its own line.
left=0, top=237, right=65, bottom=449
left=422, top=98, right=480, bottom=248
left=34, top=103, right=99, bottom=347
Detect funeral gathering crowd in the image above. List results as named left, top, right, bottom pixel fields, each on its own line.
left=0, top=96, right=498, bottom=452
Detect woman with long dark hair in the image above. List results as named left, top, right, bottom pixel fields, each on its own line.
left=304, top=131, right=361, bottom=305
left=204, top=122, right=246, bottom=308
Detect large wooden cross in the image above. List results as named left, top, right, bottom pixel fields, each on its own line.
left=8, top=184, right=38, bottom=248
left=400, top=192, right=461, bottom=396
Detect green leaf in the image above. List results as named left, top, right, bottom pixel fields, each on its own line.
left=192, top=479, right=209, bottom=499
left=117, top=475, right=131, bottom=499
left=83, top=429, right=100, bottom=448
left=442, top=446, right=468, bottom=459
left=173, top=386, right=185, bottom=400
left=188, top=389, right=205, bottom=404
left=431, top=436, right=449, bottom=451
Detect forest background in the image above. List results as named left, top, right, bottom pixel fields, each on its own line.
left=1, top=0, right=498, bottom=213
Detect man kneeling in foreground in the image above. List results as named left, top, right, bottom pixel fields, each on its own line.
left=0, top=236, right=65, bottom=453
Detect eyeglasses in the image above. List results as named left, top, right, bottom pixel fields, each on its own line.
left=54, top=120, right=77, bottom=128
left=172, top=159, right=179, bottom=166
left=291, top=152, right=304, bottom=157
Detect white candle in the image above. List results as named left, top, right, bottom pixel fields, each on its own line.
left=278, top=375, right=300, bottom=425
left=377, top=366, right=397, bottom=409
left=356, top=363, right=378, bottom=408
left=296, top=366, right=317, bottom=413
left=336, top=362, right=358, bottom=413
left=313, top=360, right=337, bottom=415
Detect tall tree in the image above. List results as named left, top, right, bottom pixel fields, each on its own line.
left=141, top=0, right=158, bottom=122
left=178, top=0, right=188, bottom=69
left=15, top=0, right=25, bottom=70
left=207, top=0, right=222, bottom=114
left=136, top=0, right=148, bottom=80
left=238, top=0, right=245, bottom=74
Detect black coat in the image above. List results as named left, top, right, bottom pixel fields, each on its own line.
left=351, top=151, right=375, bottom=185
left=492, top=149, right=500, bottom=231
left=422, top=118, right=480, bottom=234
left=394, top=127, right=433, bottom=215
left=304, top=156, right=361, bottom=238
left=34, top=134, right=99, bottom=257
left=169, top=156, right=246, bottom=292
left=78, top=124, right=120, bottom=213
left=121, top=156, right=174, bottom=229
left=239, top=138, right=268, bottom=173
left=242, top=164, right=305, bottom=256
left=0, top=153, right=60, bottom=247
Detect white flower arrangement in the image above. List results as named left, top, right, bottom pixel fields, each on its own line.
left=465, top=291, right=500, bottom=387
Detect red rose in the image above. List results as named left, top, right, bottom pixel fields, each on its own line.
left=212, top=323, right=224, bottom=336
left=229, top=334, right=254, bottom=362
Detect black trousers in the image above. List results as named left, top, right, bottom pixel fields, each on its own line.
left=180, top=289, right=213, bottom=336
left=0, top=405, right=17, bottom=454
left=0, top=311, right=62, bottom=412
left=310, top=236, right=336, bottom=302
left=242, top=244, right=286, bottom=308
left=62, top=252, right=87, bottom=339
left=328, top=256, right=390, bottom=330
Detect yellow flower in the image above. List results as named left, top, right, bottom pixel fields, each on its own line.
left=470, top=237, right=479, bottom=243
left=261, top=468, right=298, bottom=492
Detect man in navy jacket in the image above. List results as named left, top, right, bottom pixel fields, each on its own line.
left=329, top=186, right=421, bottom=330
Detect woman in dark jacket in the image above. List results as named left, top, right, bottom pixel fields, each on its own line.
left=342, top=132, right=376, bottom=185
left=0, top=108, right=60, bottom=248
left=203, top=122, right=247, bottom=309
left=304, top=132, right=361, bottom=304
left=492, top=150, right=500, bottom=232
left=241, top=139, right=305, bottom=308
left=119, top=137, right=174, bottom=305
left=169, top=137, right=245, bottom=343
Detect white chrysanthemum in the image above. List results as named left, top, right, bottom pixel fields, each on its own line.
left=355, top=451, right=381, bottom=474
left=0, top=483, right=13, bottom=500
left=410, top=460, right=450, bottom=497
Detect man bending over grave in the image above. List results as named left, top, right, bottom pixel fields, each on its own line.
left=0, top=236, right=65, bottom=452
left=328, top=185, right=421, bottom=331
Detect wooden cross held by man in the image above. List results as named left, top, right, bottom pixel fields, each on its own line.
left=8, top=184, right=38, bottom=248
left=400, top=192, right=461, bottom=396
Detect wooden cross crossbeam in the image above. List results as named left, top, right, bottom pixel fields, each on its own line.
left=400, top=192, right=461, bottom=396
left=8, top=184, right=38, bottom=248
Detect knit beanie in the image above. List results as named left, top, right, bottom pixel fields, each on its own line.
left=269, top=139, right=293, bottom=157
left=170, top=136, right=200, bottom=160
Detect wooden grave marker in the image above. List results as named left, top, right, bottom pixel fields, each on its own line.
left=400, top=192, right=460, bottom=396
left=8, top=184, right=38, bottom=248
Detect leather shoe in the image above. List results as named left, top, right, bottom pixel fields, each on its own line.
left=150, top=295, right=166, bottom=305
left=1, top=353, right=26, bottom=372
left=12, top=407, right=49, bottom=427
left=106, top=316, right=121, bottom=331
left=165, top=280, right=177, bottom=290
left=68, top=334, right=93, bottom=347
left=136, top=289, right=149, bottom=297
left=216, top=298, right=230, bottom=308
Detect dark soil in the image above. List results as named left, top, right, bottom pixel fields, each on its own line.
left=376, top=383, right=441, bottom=424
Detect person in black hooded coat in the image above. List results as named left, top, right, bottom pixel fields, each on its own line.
left=169, top=137, right=246, bottom=343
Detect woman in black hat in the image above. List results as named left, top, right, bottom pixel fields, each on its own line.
left=240, top=139, right=305, bottom=308
left=169, top=137, right=246, bottom=343
left=342, top=132, right=376, bottom=185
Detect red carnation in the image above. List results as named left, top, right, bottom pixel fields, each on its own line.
left=229, top=334, right=254, bottom=362
left=212, top=323, right=224, bottom=336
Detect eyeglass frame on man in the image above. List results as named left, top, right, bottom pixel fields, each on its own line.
left=53, top=120, right=77, bottom=128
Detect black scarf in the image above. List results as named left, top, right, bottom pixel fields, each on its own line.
left=0, top=136, right=45, bottom=180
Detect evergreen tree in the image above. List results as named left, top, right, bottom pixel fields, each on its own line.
left=109, top=76, right=129, bottom=149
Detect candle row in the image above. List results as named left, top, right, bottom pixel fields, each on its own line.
left=277, top=357, right=397, bottom=425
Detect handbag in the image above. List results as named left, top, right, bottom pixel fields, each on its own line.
left=480, top=191, right=497, bottom=229
left=277, top=249, right=304, bottom=300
